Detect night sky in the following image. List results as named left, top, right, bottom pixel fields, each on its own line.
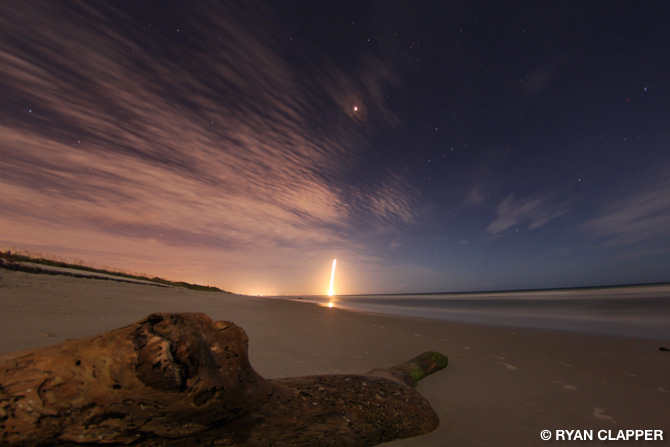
left=1, top=1, right=669, bottom=295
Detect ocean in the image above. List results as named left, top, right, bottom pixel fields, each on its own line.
left=286, top=284, right=670, bottom=340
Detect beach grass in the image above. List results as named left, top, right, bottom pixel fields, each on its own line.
left=0, top=250, right=226, bottom=292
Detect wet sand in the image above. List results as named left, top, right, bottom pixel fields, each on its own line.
left=0, top=270, right=668, bottom=446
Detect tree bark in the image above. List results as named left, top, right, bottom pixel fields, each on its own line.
left=0, top=313, right=447, bottom=446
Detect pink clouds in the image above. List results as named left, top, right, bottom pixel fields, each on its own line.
left=0, top=1, right=417, bottom=294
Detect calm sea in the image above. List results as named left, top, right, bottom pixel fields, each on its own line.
left=286, top=284, right=670, bottom=340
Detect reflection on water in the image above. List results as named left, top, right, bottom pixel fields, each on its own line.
left=288, top=285, right=670, bottom=339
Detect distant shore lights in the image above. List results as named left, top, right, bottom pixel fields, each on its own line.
left=328, top=259, right=337, bottom=297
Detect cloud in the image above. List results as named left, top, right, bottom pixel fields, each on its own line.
left=463, top=185, right=485, bottom=207
left=487, top=193, right=570, bottom=238
left=0, top=0, right=422, bottom=294
left=579, top=177, right=670, bottom=247
left=389, top=239, right=403, bottom=250
left=0, top=0, right=415, bottom=255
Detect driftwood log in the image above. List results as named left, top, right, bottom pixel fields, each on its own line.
left=0, top=313, right=448, bottom=446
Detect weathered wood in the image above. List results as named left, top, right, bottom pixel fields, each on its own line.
left=367, top=351, right=448, bottom=387
left=0, top=313, right=448, bottom=446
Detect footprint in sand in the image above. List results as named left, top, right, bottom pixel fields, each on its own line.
left=553, top=380, right=577, bottom=391
left=497, top=362, right=517, bottom=370
left=593, top=407, right=615, bottom=423
left=658, top=386, right=669, bottom=393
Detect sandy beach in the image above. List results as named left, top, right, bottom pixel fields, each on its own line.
left=1, top=269, right=668, bottom=446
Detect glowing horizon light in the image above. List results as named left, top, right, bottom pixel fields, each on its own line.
left=328, top=258, right=337, bottom=296
left=353, top=106, right=358, bottom=112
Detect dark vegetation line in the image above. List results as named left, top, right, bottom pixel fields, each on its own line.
left=0, top=261, right=171, bottom=288
left=0, top=251, right=227, bottom=293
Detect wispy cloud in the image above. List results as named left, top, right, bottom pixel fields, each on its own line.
left=0, top=1, right=417, bottom=293
left=486, top=193, right=570, bottom=238
left=463, top=185, right=485, bottom=207
left=579, top=177, right=670, bottom=247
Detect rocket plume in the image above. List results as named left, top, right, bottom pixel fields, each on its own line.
left=328, top=259, right=337, bottom=296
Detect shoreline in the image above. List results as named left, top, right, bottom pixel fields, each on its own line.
left=286, top=282, right=670, bottom=300
left=281, top=295, right=658, bottom=342
left=1, top=270, right=668, bottom=446
left=279, top=287, right=670, bottom=341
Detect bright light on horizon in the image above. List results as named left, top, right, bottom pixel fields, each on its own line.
left=328, top=258, right=337, bottom=296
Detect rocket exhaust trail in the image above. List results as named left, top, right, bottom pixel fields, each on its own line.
left=328, top=259, right=337, bottom=296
